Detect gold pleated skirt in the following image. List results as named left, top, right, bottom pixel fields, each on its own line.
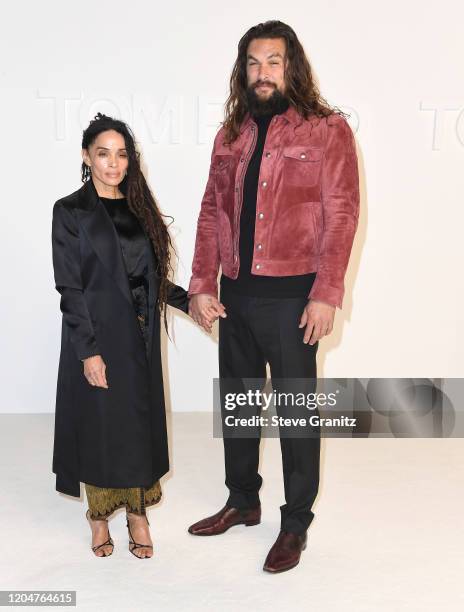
left=85, top=479, right=162, bottom=520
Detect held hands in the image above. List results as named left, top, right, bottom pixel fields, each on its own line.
left=81, top=299, right=329, bottom=386
left=82, top=355, right=108, bottom=389
left=299, top=299, right=336, bottom=345
left=189, top=293, right=227, bottom=333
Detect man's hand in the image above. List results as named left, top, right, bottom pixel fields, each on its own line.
left=299, top=299, right=336, bottom=345
left=83, top=355, right=108, bottom=388
left=189, top=294, right=227, bottom=333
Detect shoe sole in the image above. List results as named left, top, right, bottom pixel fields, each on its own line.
left=188, top=518, right=261, bottom=536
left=263, top=560, right=300, bottom=573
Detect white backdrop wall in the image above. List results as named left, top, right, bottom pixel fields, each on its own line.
left=1, top=1, right=462, bottom=414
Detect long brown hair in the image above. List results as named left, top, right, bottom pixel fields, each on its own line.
left=81, top=113, right=174, bottom=333
left=223, top=20, right=347, bottom=143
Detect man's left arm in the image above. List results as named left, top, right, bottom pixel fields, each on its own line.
left=308, top=114, right=360, bottom=310
left=300, top=114, right=360, bottom=344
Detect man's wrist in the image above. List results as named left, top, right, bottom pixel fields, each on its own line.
left=308, top=298, right=336, bottom=309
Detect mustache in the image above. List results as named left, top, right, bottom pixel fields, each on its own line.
left=252, top=80, right=277, bottom=89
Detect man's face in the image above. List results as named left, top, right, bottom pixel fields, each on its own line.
left=246, top=37, right=287, bottom=98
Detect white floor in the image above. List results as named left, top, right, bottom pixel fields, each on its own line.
left=0, top=413, right=462, bottom=611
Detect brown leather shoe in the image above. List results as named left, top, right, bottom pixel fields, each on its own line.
left=188, top=504, right=261, bottom=536
left=263, top=530, right=307, bottom=573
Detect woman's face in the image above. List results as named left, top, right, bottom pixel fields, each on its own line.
left=82, top=129, right=129, bottom=189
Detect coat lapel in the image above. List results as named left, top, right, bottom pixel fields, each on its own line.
left=76, top=179, right=134, bottom=307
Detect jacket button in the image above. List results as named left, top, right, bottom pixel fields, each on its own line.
left=255, top=264, right=261, bottom=270
left=258, top=212, right=264, bottom=219
left=300, top=153, right=306, bottom=159
left=265, top=152, right=271, bottom=158
left=256, top=243, right=262, bottom=250
left=261, top=181, right=267, bottom=188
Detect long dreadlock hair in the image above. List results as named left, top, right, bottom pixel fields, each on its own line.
left=223, top=20, right=347, bottom=143
left=81, top=112, right=174, bottom=333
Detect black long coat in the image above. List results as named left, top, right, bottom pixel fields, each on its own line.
left=51, top=178, right=189, bottom=498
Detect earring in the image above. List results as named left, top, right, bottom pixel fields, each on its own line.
left=82, top=163, right=92, bottom=182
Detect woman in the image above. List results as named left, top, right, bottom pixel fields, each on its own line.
left=51, top=113, right=210, bottom=558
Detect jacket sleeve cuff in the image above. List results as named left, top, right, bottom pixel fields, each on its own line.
left=166, top=281, right=190, bottom=313
left=74, top=339, right=100, bottom=361
left=308, top=280, right=343, bottom=310
left=188, top=277, right=218, bottom=298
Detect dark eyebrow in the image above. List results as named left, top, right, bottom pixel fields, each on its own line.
left=247, top=53, right=283, bottom=61
left=95, top=146, right=127, bottom=151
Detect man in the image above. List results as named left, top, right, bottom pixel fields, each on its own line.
left=187, top=20, right=359, bottom=573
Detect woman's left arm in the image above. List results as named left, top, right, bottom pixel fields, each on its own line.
left=166, top=280, right=189, bottom=313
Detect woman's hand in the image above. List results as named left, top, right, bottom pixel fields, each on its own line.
left=82, top=355, right=108, bottom=389
left=189, top=294, right=226, bottom=333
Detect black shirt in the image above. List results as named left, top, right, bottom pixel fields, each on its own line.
left=220, top=106, right=316, bottom=297
left=100, top=196, right=149, bottom=282
left=100, top=196, right=150, bottom=331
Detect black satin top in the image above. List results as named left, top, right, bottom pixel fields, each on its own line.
left=100, top=196, right=151, bottom=346
left=100, top=196, right=149, bottom=280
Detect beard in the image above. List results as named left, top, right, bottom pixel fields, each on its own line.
left=245, top=83, right=290, bottom=117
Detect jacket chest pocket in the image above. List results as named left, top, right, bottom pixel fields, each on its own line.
left=282, top=146, right=323, bottom=187
left=213, top=154, right=234, bottom=194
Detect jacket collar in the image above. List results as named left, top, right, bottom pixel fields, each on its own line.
left=240, top=103, right=303, bottom=134
left=76, top=176, right=100, bottom=211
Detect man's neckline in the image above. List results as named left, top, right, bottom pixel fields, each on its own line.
left=253, top=112, right=276, bottom=121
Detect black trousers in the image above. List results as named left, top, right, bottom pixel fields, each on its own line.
left=218, top=287, right=320, bottom=535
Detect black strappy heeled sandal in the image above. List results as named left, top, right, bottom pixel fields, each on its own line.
left=86, top=509, right=114, bottom=557
left=126, top=512, right=153, bottom=559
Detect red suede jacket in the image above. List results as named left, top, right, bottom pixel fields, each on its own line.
left=188, top=105, right=360, bottom=308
